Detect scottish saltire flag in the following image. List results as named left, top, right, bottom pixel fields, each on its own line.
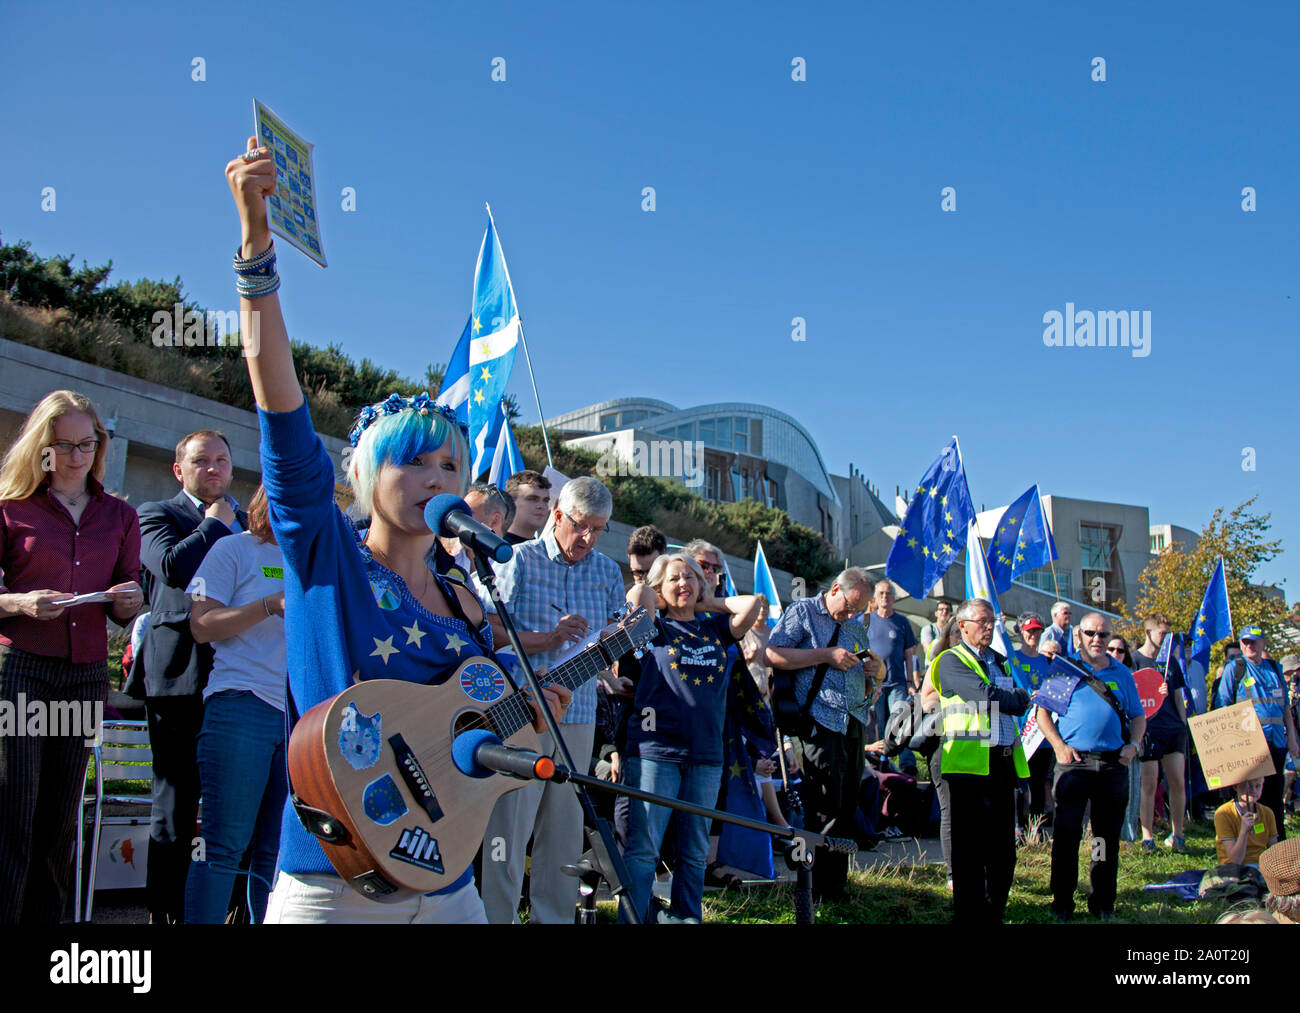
left=467, top=209, right=521, bottom=475
left=434, top=316, right=473, bottom=424
left=752, top=541, right=782, bottom=629
left=1186, top=558, right=1231, bottom=713
left=721, top=559, right=738, bottom=598
left=487, top=403, right=526, bottom=486
left=885, top=437, right=975, bottom=600
left=964, top=518, right=1012, bottom=658
left=987, top=484, right=1057, bottom=594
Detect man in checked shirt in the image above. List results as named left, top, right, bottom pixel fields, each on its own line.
left=475, top=476, right=628, bottom=923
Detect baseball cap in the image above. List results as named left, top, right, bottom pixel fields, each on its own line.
left=1238, top=624, right=1265, bottom=642
left=1018, top=612, right=1046, bottom=633
left=1281, top=654, right=1300, bottom=673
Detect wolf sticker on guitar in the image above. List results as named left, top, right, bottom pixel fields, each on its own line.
left=287, top=605, right=656, bottom=901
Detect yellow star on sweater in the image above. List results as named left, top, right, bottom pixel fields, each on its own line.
left=402, top=621, right=426, bottom=648
left=370, top=636, right=399, bottom=665
left=445, top=632, right=468, bottom=656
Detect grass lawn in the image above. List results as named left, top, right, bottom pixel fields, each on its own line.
left=595, top=811, right=1296, bottom=924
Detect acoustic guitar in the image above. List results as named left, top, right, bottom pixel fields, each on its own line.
left=287, top=605, right=655, bottom=901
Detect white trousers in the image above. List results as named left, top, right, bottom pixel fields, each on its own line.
left=479, top=722, right=596, bottom=924
left=265, top=871, right=487, bottom=924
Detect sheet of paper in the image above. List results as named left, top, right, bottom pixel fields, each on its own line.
left=56, top=591, right=113, bottom=607
left=254, top=99, right=327, bottom=267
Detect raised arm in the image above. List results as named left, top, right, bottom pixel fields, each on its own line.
left=225, top=136, right=304, bottom=414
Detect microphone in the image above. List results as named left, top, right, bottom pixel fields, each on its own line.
left=451, top=728, right=555, bottom=781
left=424, top=494, right=513, bottom=564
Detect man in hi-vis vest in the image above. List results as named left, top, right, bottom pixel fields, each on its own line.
left=932, top=598, right=1031, bottom=924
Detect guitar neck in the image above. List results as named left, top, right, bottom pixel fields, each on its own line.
left=487, top=627, right=634, bottom=739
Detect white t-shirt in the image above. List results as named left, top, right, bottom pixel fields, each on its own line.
left=189, top=532, right=287, bottom=710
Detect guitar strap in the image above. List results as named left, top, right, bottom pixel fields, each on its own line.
left=282, top=683, right=349, bottom=843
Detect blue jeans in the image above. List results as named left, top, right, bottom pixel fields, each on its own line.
left=622, top=757, right=723, bottom=923
left=875, top=684, right=916, bottom=769
left=184, top=690, right=288, bottom=924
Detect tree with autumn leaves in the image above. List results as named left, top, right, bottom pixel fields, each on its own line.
left=1117, top=497, right=1296, bottom=676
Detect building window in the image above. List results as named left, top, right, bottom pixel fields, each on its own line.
left=733, top=417, right=748, bottom=453
left=699, top=419, right=715, bottom=446
left=715, top=417, right=732, bottom=449
left=1080, top=522, right=1123, bottom=610
left=1020, top=567, right=1074, bottom=599
left=600, top=413, right=618, bottom=432
left=1150, top=533, right=1166, bottom=552
left=706, top=465, right=722, bottom=501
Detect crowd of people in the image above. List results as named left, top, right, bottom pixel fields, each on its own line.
left=1, top=136, right=1298, bottom=926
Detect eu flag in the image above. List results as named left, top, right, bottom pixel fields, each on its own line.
left=468, top=206, right=521, bottom=475
left=986, top=484, right=1058, bottom=594
left=885, top=437, right=976, bottom=600
left=1189, top=557, right=1232, bottom=660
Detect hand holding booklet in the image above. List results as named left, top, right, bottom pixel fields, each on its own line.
left=54, top=591, right=114, bottom=607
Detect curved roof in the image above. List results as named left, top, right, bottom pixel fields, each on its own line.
left=548, top=397, right=839, bottom=504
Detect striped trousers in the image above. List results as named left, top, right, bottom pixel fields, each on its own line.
left=0, top=644, right=107, bottom=924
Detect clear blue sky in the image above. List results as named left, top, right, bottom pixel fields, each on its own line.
left=4, top=1, right=1297, bottom=598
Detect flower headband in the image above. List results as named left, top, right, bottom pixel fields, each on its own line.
left=347, top=391, right=470, bottom=447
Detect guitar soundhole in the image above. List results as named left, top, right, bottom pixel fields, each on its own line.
left=452, top=710, right=490, bottom=738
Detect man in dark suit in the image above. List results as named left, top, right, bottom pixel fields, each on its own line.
left=136, top=430, right=245, bottom=923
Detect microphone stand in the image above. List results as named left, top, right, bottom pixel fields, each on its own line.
left=471, top=550, right=641, bottom=924
left=471, top=551, right=857, bottom=924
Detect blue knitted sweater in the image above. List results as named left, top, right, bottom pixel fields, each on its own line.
left=261, top=401, right=504, bottom=893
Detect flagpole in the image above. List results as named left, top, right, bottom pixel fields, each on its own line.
left=484, top=202, right=553, bottom=469
left=1036, top=486, right=1061, bottom=601
left=517, top=318, right=553, bottom=468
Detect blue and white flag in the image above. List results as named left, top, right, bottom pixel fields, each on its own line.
left=885, top=437, right=976, bottom=600
left=487, top=403, right=526, bottom=487
left=964, top=517, right=1012, bottom=658
left=752, top=541, right=783, bottom=629
left=467, top=208, right=521, bottom=475
left=986, top=484, right=1057, bottom=594
left=434, top=316, right=473, bottom=425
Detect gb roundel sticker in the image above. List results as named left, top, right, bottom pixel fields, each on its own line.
left=461, top=661, right=507, bottom=703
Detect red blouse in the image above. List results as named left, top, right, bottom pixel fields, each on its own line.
left=0, top=478, right=141, bottom=664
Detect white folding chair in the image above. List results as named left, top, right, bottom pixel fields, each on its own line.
left=76, top=719, right=152, bottom=922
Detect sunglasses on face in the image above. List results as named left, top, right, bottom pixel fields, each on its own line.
left=1107, top=645, right=1126, bottom=655
left=1079, top=629, right=1109, bottom=639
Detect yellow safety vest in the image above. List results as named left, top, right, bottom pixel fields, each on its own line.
left=929, top=643, right=1030, bottom=777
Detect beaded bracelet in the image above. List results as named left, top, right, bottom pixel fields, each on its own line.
left=235, top=243, right=280, bottom=298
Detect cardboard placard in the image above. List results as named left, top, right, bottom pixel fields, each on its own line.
left=1187, top=701, right=1276, bottom=789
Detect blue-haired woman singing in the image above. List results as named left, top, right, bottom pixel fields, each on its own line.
left=224, top=137, right=569, bottom=924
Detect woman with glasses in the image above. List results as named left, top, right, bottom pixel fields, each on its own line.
left=0, top=390, right=143, bottom=923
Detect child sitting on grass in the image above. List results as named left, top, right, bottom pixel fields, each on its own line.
left=1215, top=776, right=1279, bottom=867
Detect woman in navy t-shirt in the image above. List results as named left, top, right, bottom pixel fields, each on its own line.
left=621, top=553, right=762, bottom=922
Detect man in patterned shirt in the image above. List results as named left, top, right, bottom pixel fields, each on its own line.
left=476, top=476, right=627, bottom=923
left=766, top=567, right=879, bottom=901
